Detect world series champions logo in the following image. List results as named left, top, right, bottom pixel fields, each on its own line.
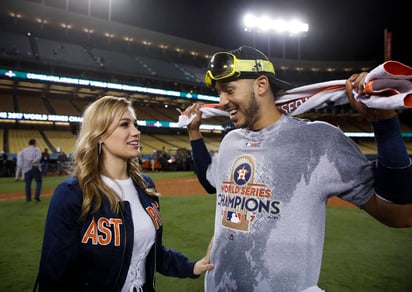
left=219, top=155, right=280, bottom=232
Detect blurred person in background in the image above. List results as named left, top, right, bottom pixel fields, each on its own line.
left=15, top=150, right=24, bottom=181
left=34, top=96, right=214, bottom=292
left=40, top=148, right=50, bottom=176
left=57, top=150, right=69, bottom=175
left=184, top=46, right=412, bottom=292
left=150, top=149, right=159, bottom=172
left=0, top=150, right=9, bottom=177
left=21, top=138, right=42, bottom=202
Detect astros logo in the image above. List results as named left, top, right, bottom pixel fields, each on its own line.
left=231, top=156, right=255, bottom=184
left=234, top=164, right=251, bottom=185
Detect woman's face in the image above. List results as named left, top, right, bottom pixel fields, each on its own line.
left=101, top=108, right=141, bottom=163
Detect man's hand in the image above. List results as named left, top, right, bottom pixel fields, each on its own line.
left=185, top=103, right=203, bottom=140
left=345, top=73, right=398, bottom=122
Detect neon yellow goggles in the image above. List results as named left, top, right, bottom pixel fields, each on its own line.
left=205, top=52, right=275, bottom=87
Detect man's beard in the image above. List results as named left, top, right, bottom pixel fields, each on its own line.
left=241, top=90, right=259, bottom=129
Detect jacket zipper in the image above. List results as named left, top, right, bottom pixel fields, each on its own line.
left=112, top=205, right=127, bottom=291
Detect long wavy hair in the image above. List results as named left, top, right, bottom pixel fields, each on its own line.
left=72, top=96, right=156, bottom=220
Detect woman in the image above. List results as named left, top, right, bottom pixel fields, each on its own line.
left=34, top=96, right=214, bottom=291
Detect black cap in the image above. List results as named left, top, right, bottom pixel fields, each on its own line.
left=228, top=46, right=293, bottom=91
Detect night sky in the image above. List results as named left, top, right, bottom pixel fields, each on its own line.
left=120, top=0, right=409, bottom=64
left=27, top=0, right=410, bottom=64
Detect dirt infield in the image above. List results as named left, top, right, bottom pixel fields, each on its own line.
left=0, top=176, right=354, bottom=207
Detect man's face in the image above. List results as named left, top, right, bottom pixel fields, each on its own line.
left=216, top=79, right=260, bottom=130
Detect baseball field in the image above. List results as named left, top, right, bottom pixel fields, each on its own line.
left=0, top=172, right=411, bottom=291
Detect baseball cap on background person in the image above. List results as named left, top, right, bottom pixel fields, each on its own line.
left=205, top=45, right=293, bottom=93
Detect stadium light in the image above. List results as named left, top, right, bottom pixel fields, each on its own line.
left=243, top=14, right=308, bottom=34
left=243, top=13, right=309, bottom=59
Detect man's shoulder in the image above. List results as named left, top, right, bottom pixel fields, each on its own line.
left=284, top=115, right=339, bottom=131
left=21, top=147, right=30, bottom=154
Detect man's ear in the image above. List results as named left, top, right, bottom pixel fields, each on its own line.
left=255, top=75, right=271, bottom=95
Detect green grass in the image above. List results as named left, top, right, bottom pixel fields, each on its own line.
left=0, top=175, right=70, bottom=194
left=320, top=207, right=412, bottom=292
left=0, top=173, right=411, bottom=291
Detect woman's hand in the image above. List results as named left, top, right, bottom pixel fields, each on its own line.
left=193, top=237, right=214, bottom=275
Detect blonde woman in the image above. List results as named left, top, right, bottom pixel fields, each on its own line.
left=34, top=96, right=213, bottom=292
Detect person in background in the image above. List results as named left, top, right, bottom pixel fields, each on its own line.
left=57, top=150, right=69, bottom=175
left=21, top=138, right=42, bottom=202
left=0, top=150, right=9, bottom=177
left=40, top=148, right=50, bottom=176
left=159, top=146, right=168, bottom=169
left=150, top=149, right=159, bottom=172
left=15, top=150, right=24, bottom=181
left=34, top=96, right=214, bottom=292
left=184, top=46, right=412, bottom=292
left=0, top=150, right=7, bottom=161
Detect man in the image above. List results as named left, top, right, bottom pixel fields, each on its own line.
left=57, top=150, right=68, bottom=175
left=184, top=46, right=412, bottom=292
left=21, top=138, right=42, bottom=202
left=40, top=148, right=50, bottom=176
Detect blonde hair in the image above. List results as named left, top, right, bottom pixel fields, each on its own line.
left=72, top=96, right=156, bottom=220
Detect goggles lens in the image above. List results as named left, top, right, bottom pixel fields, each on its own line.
left=208, top=53, right=237, bottom=79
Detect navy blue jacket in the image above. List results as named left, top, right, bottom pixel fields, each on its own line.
left=36, top=176, right=198, bottom=292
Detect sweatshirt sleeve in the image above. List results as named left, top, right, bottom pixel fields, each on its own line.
left=372, top=117, right=412, bottom=204
left=190, top=138, right=216, bottom=194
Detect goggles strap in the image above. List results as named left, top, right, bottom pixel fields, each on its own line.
left=236, top=59, right=275, bottom=75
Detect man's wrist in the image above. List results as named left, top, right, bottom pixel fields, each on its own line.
left=367, top=110, right=397, bottom=123
left=372, top=116, right=410, bottom=168
left=188, top=129, right=202, bottom=141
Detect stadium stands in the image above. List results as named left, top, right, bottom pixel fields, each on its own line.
left=2, top=127, right=225, bottom=157
left=36, top=37, right=96, bottom=68
left=17, top=94, right=49, bottom=114
left=7, top=129, right=48, bottom=154
left=0, top=30, right=33, bottom=59
left=48, top=96, right=81, bottom=116
left=1, top=93, right=14, bottom=112
left=42, top=130, right=76, bottom=153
